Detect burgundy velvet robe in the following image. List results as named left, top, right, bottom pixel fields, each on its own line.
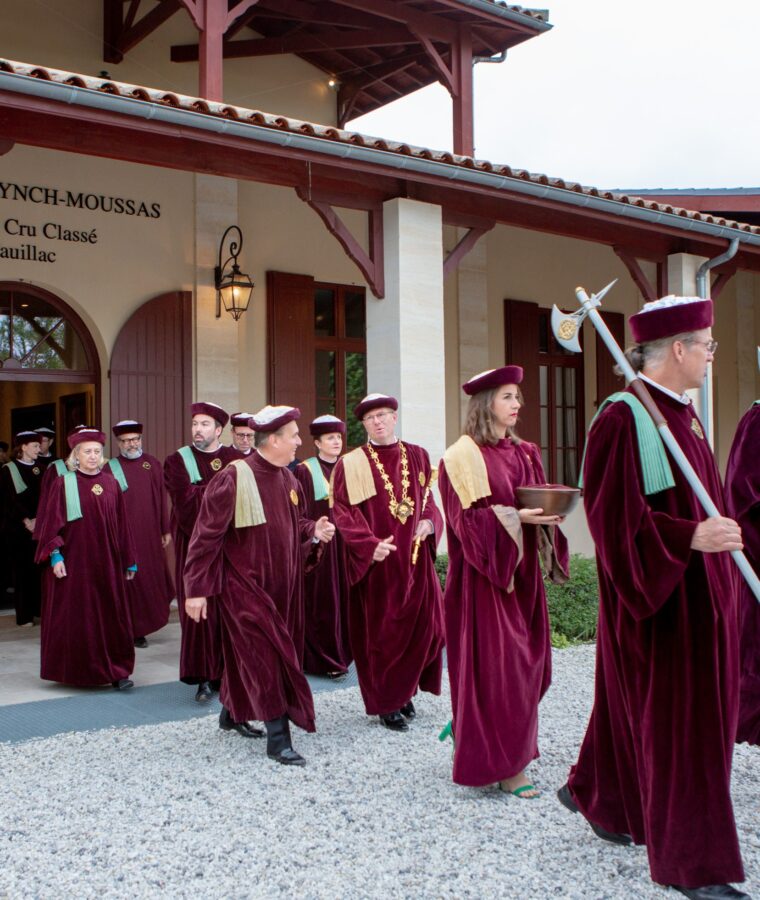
left=439, top=439, right=568, bottom=786
left=567, top=387, right=744, bottom=889
left=117, top=453, right=175, bottom=638
left=0, top=460, right=43, bottom=625
left=294, top=457, right=352, bottom=675
left=725, top=402, right=760, bottom=746
left=34, top=469, right=136, bottom=686
left=164, top=444, right=236, bottom=685
left=183, top=453, right=317, bottom=731
left=331, top=441, right=444, bottom=716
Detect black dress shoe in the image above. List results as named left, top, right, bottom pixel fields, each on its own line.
left=400, top=700, right=416, bottom=720
left=134, top=636, right=148, bottom=649
left=112, top=678, right=134, bottom=691
left=557, top=783, right=633, bottom=846
left=265, top=715, right=306, bottom=766
left=379, top=711, right=409, bottom=732
left=269, top=747, right=306, bottom=766
left=219, top=707, right=264, bottom=738
left=669, top=885, right=751, bottom=899
left=194, top=682, right=213, bottom=703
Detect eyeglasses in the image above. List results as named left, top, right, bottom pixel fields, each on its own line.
left=118, top=437, right=142, bottom=444
left=362, top=412, right=393, bottom=423
left=687, top=338, right=718, bottom=354
left=235, top=433, right=254, bottom=441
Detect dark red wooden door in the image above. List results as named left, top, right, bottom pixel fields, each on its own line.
left=595, top=310, right=626, bottom=408
left=109, top=291, right=192, bottom=462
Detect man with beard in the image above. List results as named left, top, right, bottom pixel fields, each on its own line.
left=331, top=393, right=444, bottom=732
left=164, top=403, right=236, bottom=703
left=108, top=420, right=174, bottom=648
left=229, top=412, right=255, bottom=458
left=185, top=406, right=335, bottom=764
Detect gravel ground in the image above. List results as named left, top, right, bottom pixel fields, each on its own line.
left=1, top=646, right=758, bottom=900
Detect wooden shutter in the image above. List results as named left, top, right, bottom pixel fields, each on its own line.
left=267, top=271, right=316, bottom=426
left=595, top=310, right=625, bottom=408
left=504, top=298, right=540, bottom=444
left=109, top=291, right=192, bottom=461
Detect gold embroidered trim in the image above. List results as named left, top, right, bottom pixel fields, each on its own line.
left=366, top=441, right=414, bottom=524
left=335, top=447, right=377, bottom=507
left=231, top=460, right=266, bottom=528
left=442, top=435, right=491, bottom=509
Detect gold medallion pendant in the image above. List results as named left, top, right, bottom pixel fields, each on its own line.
left=211, top=457, right=222, bottom=471
left=690, top=418, right=705, bottom=440
left=142, top=461, right=151, bottom=469
left=290, top=489, right=299, bottom=506
left=418, top=471, right=426, bottom=487
left=366, top=441, right=415, bottom=524
left=32, top=467, right=40, bottom=476
left=92, top=483, right=104, bottom=496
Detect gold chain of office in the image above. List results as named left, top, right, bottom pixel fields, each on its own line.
left=366, top=441, right=415, bottom=525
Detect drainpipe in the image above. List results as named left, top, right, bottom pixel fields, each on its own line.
left=473, top=51, right=507, bottom=65
left=695, top=237, right=739, bottom=446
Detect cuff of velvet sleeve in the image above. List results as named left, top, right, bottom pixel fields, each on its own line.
left=50, top=550, right=64, bottom=566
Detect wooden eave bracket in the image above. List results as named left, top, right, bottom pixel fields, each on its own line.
left=613, top=246, right=657, bottom=301
left=710, top=264, right=738, bottom=299
left=296, top=187, right=385, bottom=299
left=443, top=224, right=493, bottom=278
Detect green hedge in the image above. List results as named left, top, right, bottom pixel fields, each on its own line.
left=434, top=552, right=599, bottom=647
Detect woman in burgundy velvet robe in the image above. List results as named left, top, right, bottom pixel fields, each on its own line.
left=293, top=415, right=352, bottom=677
left=34, top=430, right=137, bottom=688
left=0, top=432, right=44, bottom=626
left=439, top=367, right=568, bottom=796
left=564, top=297, right=746, bottom=896
left=725, top=401, right=760, bottom=746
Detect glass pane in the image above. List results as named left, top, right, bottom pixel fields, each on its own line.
left=566, top=449, right=578, bottom=487
left=344, top=291, right=365, bottom=339
left=556, top=449, right=564, bottom=484
left=1, top=291, right=88, bottom=370
left=541, top=448, right=550, bottom=477
left=345, top=351, right=367, bottom=447
left=314, top=288, right=335, bottom=337
left=564, top=367, right=576, bottom=405
left=540, top=406, right=548, bottom=448
left=555, top=406, right=563, bottom=447
left=539, top=366, right=548, bottom=404
left=315, top=350, right=335, bottom=413
left=564, top=408, right=577, bottom=448
left=555, top=366, right=564, bottom=407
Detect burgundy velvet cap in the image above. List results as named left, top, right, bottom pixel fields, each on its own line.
left=68, top=428, right=106, bottom=449
left=230, top=412, right=255, bottom=428
left=112, top=419, right=143, bottom=437
left=191, top=401, right=229, bottom=428
left=354, top=393, right=398, bottom=420
left=462, top=366, right=524, bottom=396
left=310, top=415, right=346, bottom=437
left=249, top=405, right=301, bottom=432
left=15, top=431, right=40, bottom=445
left=630, top=296, right=713, bottom=344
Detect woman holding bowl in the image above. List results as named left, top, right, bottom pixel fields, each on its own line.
left=439, top=366, right=570, bottom=797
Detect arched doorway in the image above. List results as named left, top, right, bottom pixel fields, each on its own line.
left=0, top=281, right=100, bottom=455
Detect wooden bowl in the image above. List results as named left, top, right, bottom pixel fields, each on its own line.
left=514, top=484, right=581, bottom=517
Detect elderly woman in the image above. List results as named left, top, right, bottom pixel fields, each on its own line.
left=439, top=366, right=568, bottom=797
left=0, top=431, right=44, bottom=626
left=34, top=428, right=137, bottom=689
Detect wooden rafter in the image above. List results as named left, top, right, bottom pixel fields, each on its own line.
left=409, top=28, right=453, bottom=92
left=104, top=0, right=183, bottom=64
left=328, top=0, right=456, bottom=42
left=710, top=266, right=738, bottom=299
left=614, top=247, right=657, bottom=301
left=443, top=224, right=493, bottom=278
left=296, top=186, right=384, bottom=298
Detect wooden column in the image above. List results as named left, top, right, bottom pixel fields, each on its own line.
left=451, top=26, right=474, bottom=157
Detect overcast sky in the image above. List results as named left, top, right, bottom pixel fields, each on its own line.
left=352, top=0, right=760, bottom=191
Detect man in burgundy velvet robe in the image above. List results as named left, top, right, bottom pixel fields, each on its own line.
left=0, top=431, right=44, bottom=625
left=561, top=297, right=748, bottom=900
left=725, top=400, right=760, bottom=746
left=293, top=415, right=352, bottom=677
left=331, top=393, right=444, bottom=732
left=164, top=402, right=236, bottom=702
left=184, top=406, right=335, bottom=765
left=110, top=420, right=174, bottom=647
left=34, top=428, right=137, bottom=689
left=229, top=412, right=255, bottom=458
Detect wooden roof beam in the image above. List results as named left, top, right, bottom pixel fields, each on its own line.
left=171, top=24, right=417, bottom=61
left=104, top=0, right=182, bottom=64
left=328, top=0, right=456, bottom=42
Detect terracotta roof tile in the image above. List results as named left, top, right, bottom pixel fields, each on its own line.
left=1, top=58, right=759, bottom=238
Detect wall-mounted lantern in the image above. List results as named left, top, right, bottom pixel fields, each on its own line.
left=214, top=225, right=254, bottom=321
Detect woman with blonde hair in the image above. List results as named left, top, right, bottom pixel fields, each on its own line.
left=439, top=366, right=568, bottom=797
left=34, top=428, right=137, bottom=689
